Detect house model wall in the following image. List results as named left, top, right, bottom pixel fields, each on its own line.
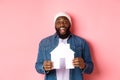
left=50, top=43, right=75, bottom=69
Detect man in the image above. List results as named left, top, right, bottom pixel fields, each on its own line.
left=35, top=12, right=94, bottom=80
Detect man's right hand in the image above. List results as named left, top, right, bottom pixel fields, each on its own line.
left=43, top=61, right=53, bottom=71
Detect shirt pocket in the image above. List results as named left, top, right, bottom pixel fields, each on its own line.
left=44, top=47, right=52, bottom=60
left=74, top=47, right=83, bottom=57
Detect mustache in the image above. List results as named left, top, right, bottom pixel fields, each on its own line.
left=55, top=26, right=70, bottom=39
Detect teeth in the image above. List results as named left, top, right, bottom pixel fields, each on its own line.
left=60, top=27, right=65, bottom=30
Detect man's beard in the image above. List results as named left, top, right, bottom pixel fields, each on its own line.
left=55, top=27, right=70, bottom=39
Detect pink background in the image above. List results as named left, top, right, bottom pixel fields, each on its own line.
left=0, top=0, right=120, bottom=80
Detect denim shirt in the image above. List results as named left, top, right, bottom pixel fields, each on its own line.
left=35, top=33, right=94, bottom=80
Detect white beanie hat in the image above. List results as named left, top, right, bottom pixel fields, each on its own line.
left=54, top=12, right=72, bottom=25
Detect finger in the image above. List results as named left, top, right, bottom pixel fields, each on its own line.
left=44, top=66, right=53, bottom=71
left=46, top=63, right=52, bottom=66
left=44, top=61, right=53, bottom=66
left=73, top=61, right=80, bottom=67
left=73, top=61, right=84, bottom=67
left=73, top=57, right=82, bottom=61
left=73, top=61, right=80, bottom=64
left=46, top=67, right=53, bottom=71
left=74, top=58, right=84, bottom=64
left=73, top=64, right=80, bottom=67
left=73, top=59, right=79, bottom=63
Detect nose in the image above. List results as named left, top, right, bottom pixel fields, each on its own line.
left=60, top=22, right=65, bottom=27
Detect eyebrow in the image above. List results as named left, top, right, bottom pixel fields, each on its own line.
left=56, top=18, right=69, bottom=21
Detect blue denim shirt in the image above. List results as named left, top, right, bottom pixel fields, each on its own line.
left=35, top=33, right=94, bottom=80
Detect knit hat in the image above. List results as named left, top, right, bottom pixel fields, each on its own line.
left=54, top=12, right=72, bottom=25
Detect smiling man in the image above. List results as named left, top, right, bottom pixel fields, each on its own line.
left=55, top=15, right=71, bottom=39
left=35, top=12, right=94, bottom=80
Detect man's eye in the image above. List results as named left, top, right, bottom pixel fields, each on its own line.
left=64, top=22, right=67, bottom=24
left=55, top=21, right=59, bottom=24
left=64, top=21, right=69, bottom=24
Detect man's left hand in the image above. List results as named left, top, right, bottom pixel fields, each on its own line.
left=73, top=57, right=85, bottom=69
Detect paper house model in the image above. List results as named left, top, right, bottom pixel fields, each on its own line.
left=50, top=43, right=75, bottom=69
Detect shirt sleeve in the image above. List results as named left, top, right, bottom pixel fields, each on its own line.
left=35, top=40, right=47, bottom=74
left=82, top=40, right=94, bottom=74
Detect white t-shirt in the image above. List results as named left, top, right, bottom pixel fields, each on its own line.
left=56, top=38, right=69, bottom=80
